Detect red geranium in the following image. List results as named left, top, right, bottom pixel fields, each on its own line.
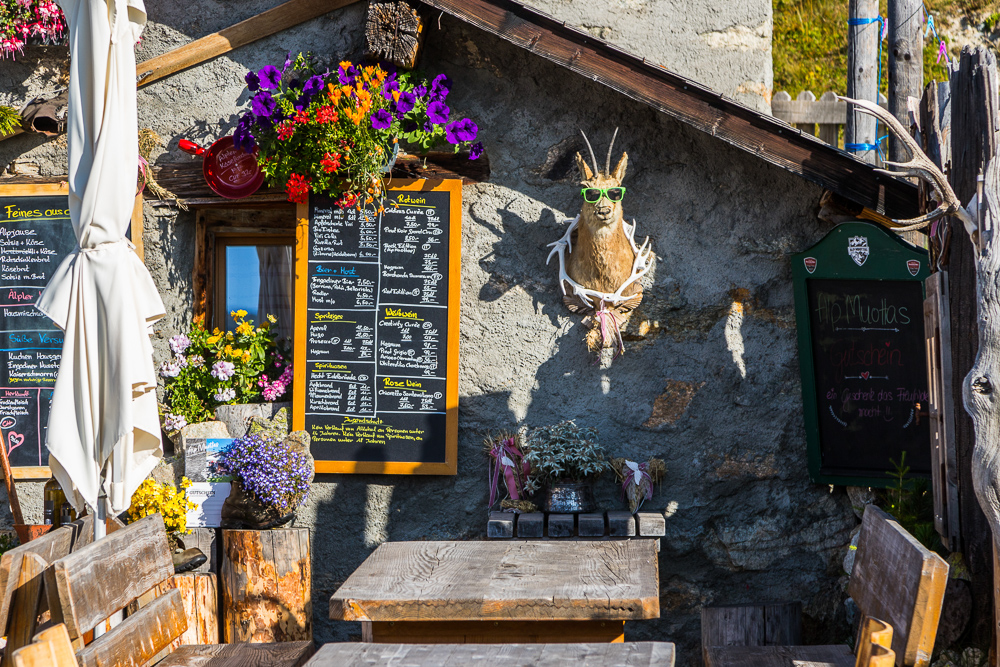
left=315, top=106, right=338, bottom=124
left=293, top=109, right=311, bottom=125
left=276, top=122, right=295, bottom=141
left=320, top=152, right=341, bottom=173
left=285, top=173, right=311, bottom=204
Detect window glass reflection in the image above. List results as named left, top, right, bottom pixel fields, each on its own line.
left=224, top=244, right=293, bottom=342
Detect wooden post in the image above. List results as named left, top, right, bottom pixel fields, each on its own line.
left=888, top=0, right=925, bottom=246
left=220, top=529, right=311, bottom=643
left=847, top=0, right=880, bottom=165
left=887, top=0, right=924, bottom=162
left=947, top=47, right=997, bottom=651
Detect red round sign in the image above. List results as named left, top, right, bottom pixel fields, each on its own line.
left=180, top=136, right=264, bottom=199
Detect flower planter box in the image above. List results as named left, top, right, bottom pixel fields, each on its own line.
left=220, top=527, right=311, bottom=642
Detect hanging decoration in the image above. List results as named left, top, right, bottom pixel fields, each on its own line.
left=546, top=129, right=653, bottom=359
left=483, top=432, right=530, bottom=510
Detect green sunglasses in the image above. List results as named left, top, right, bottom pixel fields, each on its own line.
left=580, top=187, right=626, bottom=203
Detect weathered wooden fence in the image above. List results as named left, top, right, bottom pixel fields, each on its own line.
left=772, top=89, right=888, bottom=152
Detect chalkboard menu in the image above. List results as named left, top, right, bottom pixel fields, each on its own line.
left=0, top=186, right=76, bottom=473
left=292, top=180, right=461, bottom=474
left=792, top=221, right=931, bottom=486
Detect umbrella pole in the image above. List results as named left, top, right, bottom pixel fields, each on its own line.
left=93, top=496, right=107, bottom=638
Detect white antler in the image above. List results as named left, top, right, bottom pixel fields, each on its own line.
left=839, top=96, right=977, bottom=235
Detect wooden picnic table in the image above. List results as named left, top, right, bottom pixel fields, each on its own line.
left=302, top=641, right=675, bottom=666
left=329, top=540, right=659, bottom=643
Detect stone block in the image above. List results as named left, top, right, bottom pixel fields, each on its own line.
left=547, top=513, right=575, bottom=538
left=637, top=511, right=666, bottom=537
left=516, top=512, right=544, bottom=538
left=607, top=510, right=636, bottom=537
left=213, top=402, right=291, bottom=439
left=578, top=513, right=606, bottom=537
left=487, top=511, right=514, bottom=538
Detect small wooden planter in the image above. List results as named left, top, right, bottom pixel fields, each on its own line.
left=220, top=528, right=311, bottom=643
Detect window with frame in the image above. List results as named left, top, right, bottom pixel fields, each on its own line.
left=194, top=208, right=296, bottom=342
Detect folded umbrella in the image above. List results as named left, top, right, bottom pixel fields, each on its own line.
left=37, top=0, right=165, bottom=519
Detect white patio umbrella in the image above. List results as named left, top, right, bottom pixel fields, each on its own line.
left=37, top=0, right=165, bottom=527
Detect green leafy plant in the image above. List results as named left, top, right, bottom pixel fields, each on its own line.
left=0, top=106, right=19, bottom=136
left=523, top=420, right=608, bottom=494
left=879, top=451, right=943, bottom=555
left=159, top=311, right=291, bottom=434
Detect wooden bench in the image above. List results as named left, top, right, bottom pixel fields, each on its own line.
left=10, top=624, right=76, bottom=667
left=703, top=505, right=948, bottom=667
left=0, top=515, right=94, bottom=665
left=300, top=641, right=676, bottom=666
left=44, top=513, right=313, bottom=667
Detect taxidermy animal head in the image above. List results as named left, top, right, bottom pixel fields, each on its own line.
left=546, top=129, right=653, bottom=358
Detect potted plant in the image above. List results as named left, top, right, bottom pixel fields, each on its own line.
left=218, top=432, right=314, bottom=530
left=523, top=420, right=608, bottom=513
left=1, top=0, right=66, bottom=59
left=158, top=311, right=292, bottom=441
left=128, top=477, right=206, bottom=572
left=232, top=52, right=483, bottom=207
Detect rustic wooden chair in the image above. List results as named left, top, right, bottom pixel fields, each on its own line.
left=0, top=514, right=93, bottom=666
left=855, top=618, right=895, bottom=667
left=10, top=624, right=76, bottom=667
left=703, top=505, right=948, bottom=667
left=44, top=513, right=189, bottom=667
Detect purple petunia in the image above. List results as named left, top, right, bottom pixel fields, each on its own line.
left=427, top=100, right=450, bottom=124
left=302, top=74, right=325, bottom=98
left=371, top=108, right=393, bottom=130
left=429, top=73, right=450, bottom=101
left=395, top=90, right=416, bottom=115
left=413, top=83, right=427, bottom=98
left=338, top=64, right=357, bottom=86
left=469, top=141, right=484, bottom=160
left=258, top=65, right=282, bottom=90
left=281, top=51, right=294, bottom=74
left=445, top=118, right=478, bottom=144
left=244, top=71, right=260, bottom=92
left=251, top=91, right=277, bottom=118
left=234, top=112, right=257, bottom=152
left=382, top=75, right=399, bottom=101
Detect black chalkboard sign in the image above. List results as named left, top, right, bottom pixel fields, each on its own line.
left=0, top=186, right=77, bottom=474
left=292, top=180, right=461, bottom=474
left=792, top=221, right=931, bottom=486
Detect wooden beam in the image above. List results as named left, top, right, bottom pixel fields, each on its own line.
left=135, top=0, right=363, bottom=88
left=416, top=0, right=920, bottom=218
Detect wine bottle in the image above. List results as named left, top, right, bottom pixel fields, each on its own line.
left=43, top=477, right=68, bottom=528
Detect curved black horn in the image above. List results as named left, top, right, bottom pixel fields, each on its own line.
left=605, top=127, right=619, bottom=175
left=579, top=130, right=599, bottom=176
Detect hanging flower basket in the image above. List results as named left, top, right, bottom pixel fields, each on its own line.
left=232, top=52, right=483, bottom=209
left=1, top=0, right=66, bottom=60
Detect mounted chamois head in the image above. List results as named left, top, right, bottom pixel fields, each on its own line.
left=575, top=128, right=628, bottom=229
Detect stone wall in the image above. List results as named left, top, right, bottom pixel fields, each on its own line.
left=0, top=2, right=851, bottom=663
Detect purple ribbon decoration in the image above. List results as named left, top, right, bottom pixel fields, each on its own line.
left=621, top=460, right=653, bottom=508
left=595, top=300, right=626, bottom=360
left=488, top=437, right=529, bottom=508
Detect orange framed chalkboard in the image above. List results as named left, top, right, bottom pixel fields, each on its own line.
left=293, top=179, right=461, bottom=475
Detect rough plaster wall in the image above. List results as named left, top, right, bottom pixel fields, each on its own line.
left=525, top=0, right=774, bottom=112
left=0, top=3, right=850, bottom=664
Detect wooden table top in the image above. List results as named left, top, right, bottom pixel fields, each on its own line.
left=304, top=642, right=675, bottom=666
left=329, top=540, right=660, bottom=622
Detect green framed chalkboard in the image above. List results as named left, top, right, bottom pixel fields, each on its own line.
left=792, top=221, right=931, bottom=487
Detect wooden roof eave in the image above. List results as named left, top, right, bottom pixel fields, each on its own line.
left=419, top=0, right=920, bottom=220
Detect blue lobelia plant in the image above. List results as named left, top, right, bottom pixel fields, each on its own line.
left=220, top=433, right=312, bottom=513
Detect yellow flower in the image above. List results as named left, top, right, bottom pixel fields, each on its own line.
left=223, top=344, right=234, bottom=357
left=267, top=314, right=277, bottom=323
left=242, top=352, right=251, bottom=363
left=207, top=335, right=221, bottom=344
left=236, top=321, right=253, bottom=336
left=226, top=332, right=234, bottom=342
left=233, top=309, right=248, bottom=320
